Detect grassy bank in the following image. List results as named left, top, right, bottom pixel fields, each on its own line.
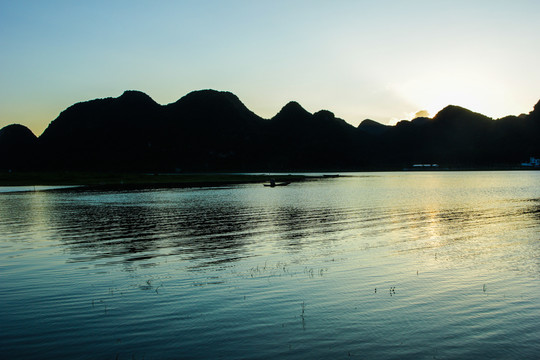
left=0, top=171, right=309, bottom=189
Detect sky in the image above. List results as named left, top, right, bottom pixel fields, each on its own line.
left=1, top=0, right=539, bottom=136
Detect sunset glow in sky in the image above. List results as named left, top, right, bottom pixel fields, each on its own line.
left=1, top=0, right=539, bottom=135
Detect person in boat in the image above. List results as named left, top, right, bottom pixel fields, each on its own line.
left=270, top=178, right=276, bottom=187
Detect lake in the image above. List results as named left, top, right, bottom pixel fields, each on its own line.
left=1, top=171, right=539, bottom=359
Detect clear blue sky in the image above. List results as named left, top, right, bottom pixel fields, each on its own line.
left=1, top=0, right=539, bottom=135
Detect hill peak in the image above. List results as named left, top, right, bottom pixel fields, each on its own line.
left=358, top=119, right=384, bottom=127
left=357, top=119, right=391, bottom=136
left=165, top=89, right=263, bottom=127
left=273, top=101, right=311, bottom=121
left=118, top=90, right=158, bottom=105
left=433, top=105, right=492, bottom=123
left=0, top=124, right=37, bottom=147
left=175, top=89, right=239, bottom=103
left=170, top=89, right=250, bottom=112
left=313, top=109, right=335, bottom=118
left=282, top=101, right=307, bottom=112
left=434, top=105, right=471, bottom=118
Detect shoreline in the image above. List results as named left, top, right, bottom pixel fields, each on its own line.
left=0, top=172, right=311, bottom=189
left=0, top=168, right=537, bottom=189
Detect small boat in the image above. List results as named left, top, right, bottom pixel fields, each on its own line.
left=264, top=179, right=291, bottom=187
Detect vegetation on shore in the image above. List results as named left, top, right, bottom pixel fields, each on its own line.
left=0, top=171, right=309, bottom=188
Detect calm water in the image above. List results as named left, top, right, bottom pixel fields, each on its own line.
left=1, top=172, right=539, bottom=359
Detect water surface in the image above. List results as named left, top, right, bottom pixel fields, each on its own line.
left=1, top=172, right=539, bottom=359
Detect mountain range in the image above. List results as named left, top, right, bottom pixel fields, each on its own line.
left=1, top=90, right=539, bottom=171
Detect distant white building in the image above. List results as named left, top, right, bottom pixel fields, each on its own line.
left=521, top=157, right=540, bottom=167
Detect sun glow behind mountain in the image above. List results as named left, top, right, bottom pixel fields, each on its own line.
left=391, top=71, right=515, bottom=121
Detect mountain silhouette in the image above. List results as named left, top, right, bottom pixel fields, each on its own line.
left=0, top=124, right=37, bottom=146
left=357, top=119, right=390, bottom=135
left=0, top=124, right=37, bottom=170
left=267, top=102, right=358, bottom=170
left=1, top=90, right=539, bottom=171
